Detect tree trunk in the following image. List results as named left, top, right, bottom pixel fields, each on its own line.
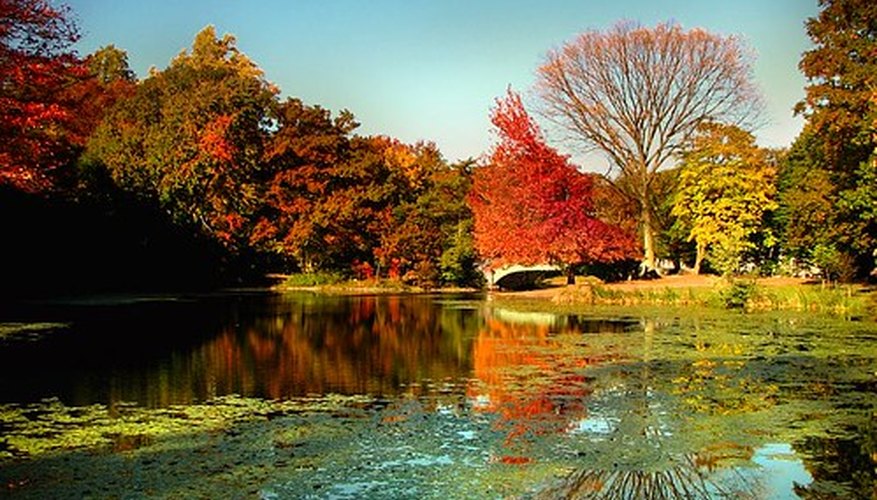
left=641, top=205, right=657, bottom=274
left=693, top=241, right=705, bottom=275
left=566, top=267, right=576, bottom=285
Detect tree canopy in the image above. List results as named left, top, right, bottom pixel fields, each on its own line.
left=85, top=26, right=277, bottom=248
left=672, top=123, right=776, bottom=275
left=536, top=21, right=762, bottom=272
left=470, top=90, right=639, bottom=280
left=0, top=0, right=84, bottom=192
left=780, top=0, right=877, bottom=279
left=4, top=2, right=876, bottom=294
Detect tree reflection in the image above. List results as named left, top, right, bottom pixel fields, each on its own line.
left=192, top=295, right=481, bottom=399
left=535, top=453, right=759, bottom=499
left=468, top=309, right=632, bottom=460
left=793, top=421, right=877, bottom=499
left=81, top=294, right=484, bottom=404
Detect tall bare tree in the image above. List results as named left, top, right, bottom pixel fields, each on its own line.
left=536, top=21, right=762, bottom=272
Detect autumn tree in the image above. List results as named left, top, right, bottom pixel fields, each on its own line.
left=785, top=0, right=877, bottom=279
left=254, top=105, right=480, bottom=286
left=470, top=90, right=639, bottom=283
left=0, top=0, right=85, bottom=192
left=536, top=21, right=762, bottom=273
left=373, top=144, right=479, bottom=287
left=251, top=98, right=359, bottom=270
left=85, top=26, right=277, bottom=248
left=64, top=45, right=136, bottom=175
left=672, top=123, right=776, bottom=275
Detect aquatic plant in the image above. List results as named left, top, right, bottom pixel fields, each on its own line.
left=0, top=394, right=371, bottom=460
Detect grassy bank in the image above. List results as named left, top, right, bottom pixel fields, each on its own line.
left=271, top=272, right=875, bottom=317
left=271, top=273, right=479, bottom=295
left=499, top=276, right=875, bottom=318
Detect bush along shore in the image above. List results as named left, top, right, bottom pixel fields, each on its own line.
left=271, top=273, right=481, bottom=295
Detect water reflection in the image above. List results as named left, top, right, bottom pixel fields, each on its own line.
left=468, top=309, right=633, bottom=460
left=194, top=294, right=484, bottom=399
left=1, top=294, right=876, bottom=497
left=536, top=456, right=757, bottom=499
left=464, top=308, right=877, bottom=498
left=0, top=293, right=485, bottom=405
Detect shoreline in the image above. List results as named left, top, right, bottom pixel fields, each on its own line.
left=268, top=273, right=873, bottom=317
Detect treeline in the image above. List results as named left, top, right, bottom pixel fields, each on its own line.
left=523, top=6, right=876, bottom=282
left=1, top=5, right=480, bottom=295
left=2, top=0, right=874, bottom=297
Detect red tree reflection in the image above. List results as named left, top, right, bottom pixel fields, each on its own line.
left=469, top=312, right=599, bottom=463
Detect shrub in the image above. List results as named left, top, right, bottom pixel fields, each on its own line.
left=719, top=279, right=757, bottom=310
left=281, top=272, right=344, bottom=287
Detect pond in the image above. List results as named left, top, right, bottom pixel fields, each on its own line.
left=0, top=292, right=875, bottom=498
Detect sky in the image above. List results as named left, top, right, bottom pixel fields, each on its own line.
left=66, top=0, right=819, bottom=166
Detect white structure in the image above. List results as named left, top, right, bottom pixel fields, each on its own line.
left=486, top=263, right=561, bottom=287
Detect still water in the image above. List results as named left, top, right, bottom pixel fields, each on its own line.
left=0, top=292, right=875, bottom=498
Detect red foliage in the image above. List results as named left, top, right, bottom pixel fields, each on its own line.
left=199, top=115, right=236, bottom=162
left=470, top=90, right=639, bottom=270
left=0, top=0, right=85, bottom=192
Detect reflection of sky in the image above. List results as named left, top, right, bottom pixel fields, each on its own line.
left=569, top=416, right=617, bottom=436
left=751, top=443, right=813, bottom=499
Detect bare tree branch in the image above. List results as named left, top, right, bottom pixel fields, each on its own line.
left=535, top=21, right=763, bottom=269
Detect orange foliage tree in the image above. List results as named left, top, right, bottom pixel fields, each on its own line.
left=470, top=90, right=639, bottom=283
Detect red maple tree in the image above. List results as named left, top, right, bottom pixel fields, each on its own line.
left=469, top=90, right=639, bottom=278
left=0, top=0, right=86, bottom=192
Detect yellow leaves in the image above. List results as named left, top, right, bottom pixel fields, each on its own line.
left=375, top=137, right=436, bottom=190
left=673, top=122, right=777, bottom=274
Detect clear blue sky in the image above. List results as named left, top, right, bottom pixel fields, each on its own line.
left=66, top=0, right=818, bottom=165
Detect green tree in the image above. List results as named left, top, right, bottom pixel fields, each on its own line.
left=672, top=123, right=776, bottom=275
left=791, top=0, right=877, bottom=278
left=67, top=45, right=136, bottom=173
left=86, top=44, right=135, bottom=84
left=85, top=26, right=277, bottom=249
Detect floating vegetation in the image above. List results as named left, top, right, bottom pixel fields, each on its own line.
left=0, top=394, right=372, bottom=460
left=0, top=323, right=69, bottom=342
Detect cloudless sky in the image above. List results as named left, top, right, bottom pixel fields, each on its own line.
left=66, top=0, right=818, bottom=165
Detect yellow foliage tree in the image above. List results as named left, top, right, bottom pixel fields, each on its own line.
left=672, top=123, right=777, bottom=275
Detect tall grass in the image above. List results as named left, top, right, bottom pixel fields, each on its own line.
left=556, top=280, right=871, bottom=317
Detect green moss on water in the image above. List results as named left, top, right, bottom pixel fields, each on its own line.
left=0, top=394, right=372, bottom=460
left=0, top=323, right=70, bottom=341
